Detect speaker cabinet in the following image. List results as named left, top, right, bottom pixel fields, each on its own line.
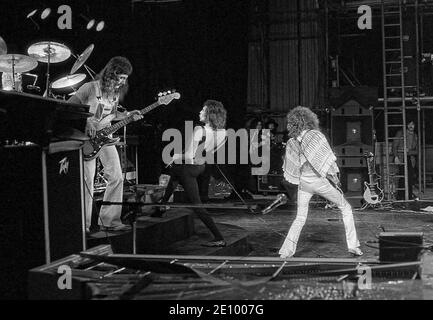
left=257, top=174, right=285, bottom=194
left=379, top=232, right=423, bottom=262
left=0, top=145, right=85, bottom=299
left=339, top=168, right=368, bottom=207
left=330, top=87, right=376, bottom=206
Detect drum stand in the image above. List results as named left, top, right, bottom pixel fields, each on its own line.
left=11, top=57, right=16, bottom=91
left=44, top=42, right=52, bottom=97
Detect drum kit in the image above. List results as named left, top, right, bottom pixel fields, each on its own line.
left=0, top=36, right=95, bottom=99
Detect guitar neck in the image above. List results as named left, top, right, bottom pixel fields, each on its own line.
left=366, top=158, right=376, bottom=185
left=102, top=101, right=160, bottom=135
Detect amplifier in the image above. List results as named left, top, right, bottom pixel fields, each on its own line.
left=379, top=232, right=423, bottom=262
left=337, top=157, right=366, bottom=168
left=0, top=145, right=85, bottom=298
left=334, top=145, right=372, bottom=157
left=257, top=174, right=285, bottom=194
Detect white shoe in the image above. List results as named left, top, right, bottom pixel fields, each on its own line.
left=348, top=248, right=363, bottom=256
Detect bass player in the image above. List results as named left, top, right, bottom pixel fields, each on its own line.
left=68, top=56, right=143, bottom=233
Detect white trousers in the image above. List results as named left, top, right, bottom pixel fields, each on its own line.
left=84, top=145, right=124, bottom=228
left=279, top=173, right=360, bottom=257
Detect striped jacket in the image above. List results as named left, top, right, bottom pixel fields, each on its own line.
left=282, top=129, right=339, bottom=185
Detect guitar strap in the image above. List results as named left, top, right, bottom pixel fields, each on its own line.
left=94, top=81, right=119, bottom=121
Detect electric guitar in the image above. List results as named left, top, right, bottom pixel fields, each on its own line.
left=82, top=91, right=180, bottom=161
left=363, top=152, right=384, bottom=204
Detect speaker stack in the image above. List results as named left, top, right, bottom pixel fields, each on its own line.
left=329, top=87, right=377, bottom=207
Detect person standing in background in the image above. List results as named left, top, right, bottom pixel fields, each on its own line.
left=392, top=120, right=418, bottom=200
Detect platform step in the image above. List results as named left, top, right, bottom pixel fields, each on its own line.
left=87, top=210, right=251, bottom=256
left=87, top=210, right=195, bottom=253
left=162, top=222, right=251, bottom=256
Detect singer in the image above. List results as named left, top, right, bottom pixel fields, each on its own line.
left=278, top=106, right=363, bottom=258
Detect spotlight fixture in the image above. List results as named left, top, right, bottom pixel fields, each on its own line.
left=96, top=21, right=105, bottom=32
left=26, top=9, right=38, bottom=18
left=41, top=8, right=51, bottom=20
left=80, top=14, right=105, bottom=32
left=86, top=19, right=95, bottom=29
left=26, top=9, right=40, bottom=30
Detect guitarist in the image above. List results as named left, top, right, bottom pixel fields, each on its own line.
left=68, top=56, right=143, bottom=232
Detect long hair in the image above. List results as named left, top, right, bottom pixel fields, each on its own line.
left=203, top=100, right=227, bottom=130
left=96, top=56, right=132, bottom=101
left=286, top=106, right=320, bottom=139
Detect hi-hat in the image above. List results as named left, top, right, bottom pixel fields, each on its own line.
left=51, top=73, right=86, bottom=89
left=71, top=44, right=94, bottom=74
left=0, top=36, right=7, bottom=55
left=0, top=54, right=38, bottom=73
left=27, top=41, right=71, bottom=63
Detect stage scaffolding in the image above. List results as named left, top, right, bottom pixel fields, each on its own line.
left=326, top=0, right=433, bottom=201
left=246, top=0, right=433, bottom=200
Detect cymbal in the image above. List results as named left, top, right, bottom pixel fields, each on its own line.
left=27, top=41, right=71, bottom=63
left=51, top=73, right=86, bottom=89
left=0, top=54, right=38, bottom=73
left=71, top=44, right=94, bottom=74
left=0, top=36, right=7, bottom=55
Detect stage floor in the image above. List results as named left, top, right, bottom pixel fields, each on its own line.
left=208, top=199, right=433, bottom=260
left=27, top=198, right=433, bottom=300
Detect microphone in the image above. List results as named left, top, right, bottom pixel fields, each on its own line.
left=262, top=193, right=288, bottom=215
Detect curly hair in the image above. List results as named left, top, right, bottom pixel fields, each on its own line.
left=202, top=100, right=227, bottom=130
left=286, top=106, right=320, bottom=138
left=96, top=56, right=133, bottom=100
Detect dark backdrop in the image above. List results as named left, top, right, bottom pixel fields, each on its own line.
left=1, top=0, right=249, bottom=127
left=1, top=0, right=250, bottom=182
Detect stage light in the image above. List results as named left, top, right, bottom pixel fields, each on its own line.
left=96, top=21, right=105, bottom=31
left=26, top=9, right=37, bottom=18
left=41, top=8, right=51, bottom=19
left=86, top=19, right=95, bottom=29
left=26, top=9, right=40, bottom=30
